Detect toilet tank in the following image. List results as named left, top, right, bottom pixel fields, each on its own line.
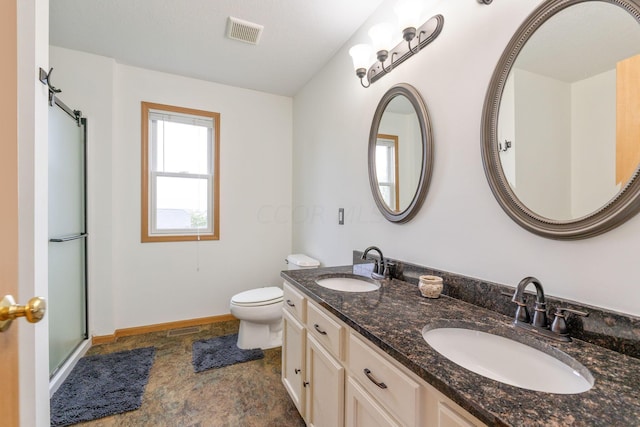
left=286, top=254, right=320, bottom=270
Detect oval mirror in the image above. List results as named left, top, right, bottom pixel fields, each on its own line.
left=481, top=0, right=640, bottom=239
left=369, top=83, right=433, bottom=223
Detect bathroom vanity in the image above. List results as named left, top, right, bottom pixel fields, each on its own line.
left=281, top=280, right=483, bottom=427
left=281, top=264, right=640, bottom=427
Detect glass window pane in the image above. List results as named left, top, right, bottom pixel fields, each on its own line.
left=376, top=145, right=390, bottom=181
left=155, top=176, right=209, bottom=230
left=154, top=120, right=210, bottom=174
left=379, top=185, right=392, bottom=208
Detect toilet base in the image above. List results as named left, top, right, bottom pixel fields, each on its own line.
left=237, top=319, right=283, bottom=350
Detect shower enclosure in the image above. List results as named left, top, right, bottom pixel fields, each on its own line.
left=48, top=95, right=88, bottom=377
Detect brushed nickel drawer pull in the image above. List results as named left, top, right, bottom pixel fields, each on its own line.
left=364, top=368, right=388, bottom=389
left=286, top=299, right=295, bottom=307
left=313, top=324, right=328, bottom=335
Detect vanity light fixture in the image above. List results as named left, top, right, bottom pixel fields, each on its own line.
left=349, top=0, right=444, bottom=88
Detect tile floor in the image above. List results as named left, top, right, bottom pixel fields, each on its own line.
left=73, top=320, right=305, bottom=426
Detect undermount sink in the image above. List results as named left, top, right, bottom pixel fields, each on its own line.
left=315, top=275, right=380, bottom=293
left=422, top=327, right=594, bottom=394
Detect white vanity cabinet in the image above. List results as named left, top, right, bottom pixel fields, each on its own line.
left=282, top=283, right=307, bottom=415
left=282, top=283, right=345, bottom=427
left=282, top=310, right=306, bottom=415
left=281, top=281, right=485, bottom=427
left=348, top=330, right=485, bottom=427
left=306, top=334, right=345, bottom=427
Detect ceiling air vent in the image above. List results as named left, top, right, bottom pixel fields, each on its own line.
left=226, top=16, right=264, bottom=45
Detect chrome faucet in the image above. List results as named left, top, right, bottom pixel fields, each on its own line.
left=361, top=246, right=386, bottom=279
left=512, top=276, right=548, bottom=329
left=511, top=276, right=588, bottom=342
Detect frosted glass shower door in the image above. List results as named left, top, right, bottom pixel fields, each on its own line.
left=48, top=97, right=88, bottom=376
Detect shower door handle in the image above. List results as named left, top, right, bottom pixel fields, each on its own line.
left=49, top=233, right=87, bottom=243
left=0, top=295, right=47, bottom=332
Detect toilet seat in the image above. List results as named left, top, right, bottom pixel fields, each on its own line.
left=231, top=286, right=283, bottom=307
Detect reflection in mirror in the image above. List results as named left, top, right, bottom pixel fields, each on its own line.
left=376, top=95, right=423, bottom=212
left=498, top=2, right=640, bottom=221
left=482, top=0, right=640, bottom=239
left=369, top=83, right=433, bottom=223
left=375, top=134, right=400, bottom=211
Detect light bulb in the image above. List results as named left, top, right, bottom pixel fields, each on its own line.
left=349, top=44, right=373, bottom=71
left=394, top=0, right=423, bottom=31
left=368, top=22, right=395, bottom=54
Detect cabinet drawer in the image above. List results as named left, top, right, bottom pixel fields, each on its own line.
left=348, top=332, right=420, bottom=427
left=283, top=282, right=306, bottom=322
left=307, top=301, right=345, bottom=360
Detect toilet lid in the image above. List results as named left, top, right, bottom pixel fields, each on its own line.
left=231, top=287, right=284, bottom=307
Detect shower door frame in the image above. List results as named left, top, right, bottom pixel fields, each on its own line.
left=48, top=95, right=89, bottom=378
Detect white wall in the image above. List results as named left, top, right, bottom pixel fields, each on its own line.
left=501, top=67, right=618, bottom=220
left=571, top=69, right=618, bottom=217
left=514, top=68, right=572, bottom=220
left=50, top=47, right=293, bottom=332
left=498, top=71, right=516, bottom=188
left=292, top=0, right=640, bottom=317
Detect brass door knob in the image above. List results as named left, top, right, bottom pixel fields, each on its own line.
left=0, top=295, right=47, bottom=332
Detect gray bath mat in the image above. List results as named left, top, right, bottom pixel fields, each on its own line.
left=192, top=333, right=264, bottom=373
left=50, top=346, right=156, bottom=427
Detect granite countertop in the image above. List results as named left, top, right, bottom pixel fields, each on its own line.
left=281, top=265, right=640, bottom=427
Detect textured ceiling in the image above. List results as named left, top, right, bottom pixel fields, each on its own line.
left=50, top=0, right=385, bottom=96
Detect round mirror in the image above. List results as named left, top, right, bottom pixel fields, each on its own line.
left=481, top=0, right=640, bottom=239
left=369, top=83, right=433, bottom=223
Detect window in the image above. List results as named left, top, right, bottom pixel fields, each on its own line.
left=141, top=102, right=220, bottom=242
left=376, top=134, right=400, bottom=211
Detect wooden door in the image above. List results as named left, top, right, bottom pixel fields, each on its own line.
left=616, top=54, right=640, bottom=185
left=0, top=0, right=20, bottom=424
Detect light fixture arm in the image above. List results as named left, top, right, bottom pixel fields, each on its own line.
left=407, top=30, right=426, bottom=54
left=381, top=52, right=398, bottom=74
left=355, top=68, right=371, bottom=88
left=364, top=14, right=444, bottom=86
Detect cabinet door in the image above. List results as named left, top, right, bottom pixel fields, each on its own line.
left=346, top=377, right=401, bottom=427
left=306, top=334, right=345, bottom=427
left=282, top=311, right=306, bottom=416
left=437, top=401, right=478, bottom=427
left=424, top=382, right=485, bottom=427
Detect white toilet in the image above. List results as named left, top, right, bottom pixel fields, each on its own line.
left=230, top=254, right=320, bottom=349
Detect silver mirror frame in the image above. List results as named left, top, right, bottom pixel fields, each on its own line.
left=481, top=0, right=640, bottom=240
left=369, top=83, right=433, bottom=223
